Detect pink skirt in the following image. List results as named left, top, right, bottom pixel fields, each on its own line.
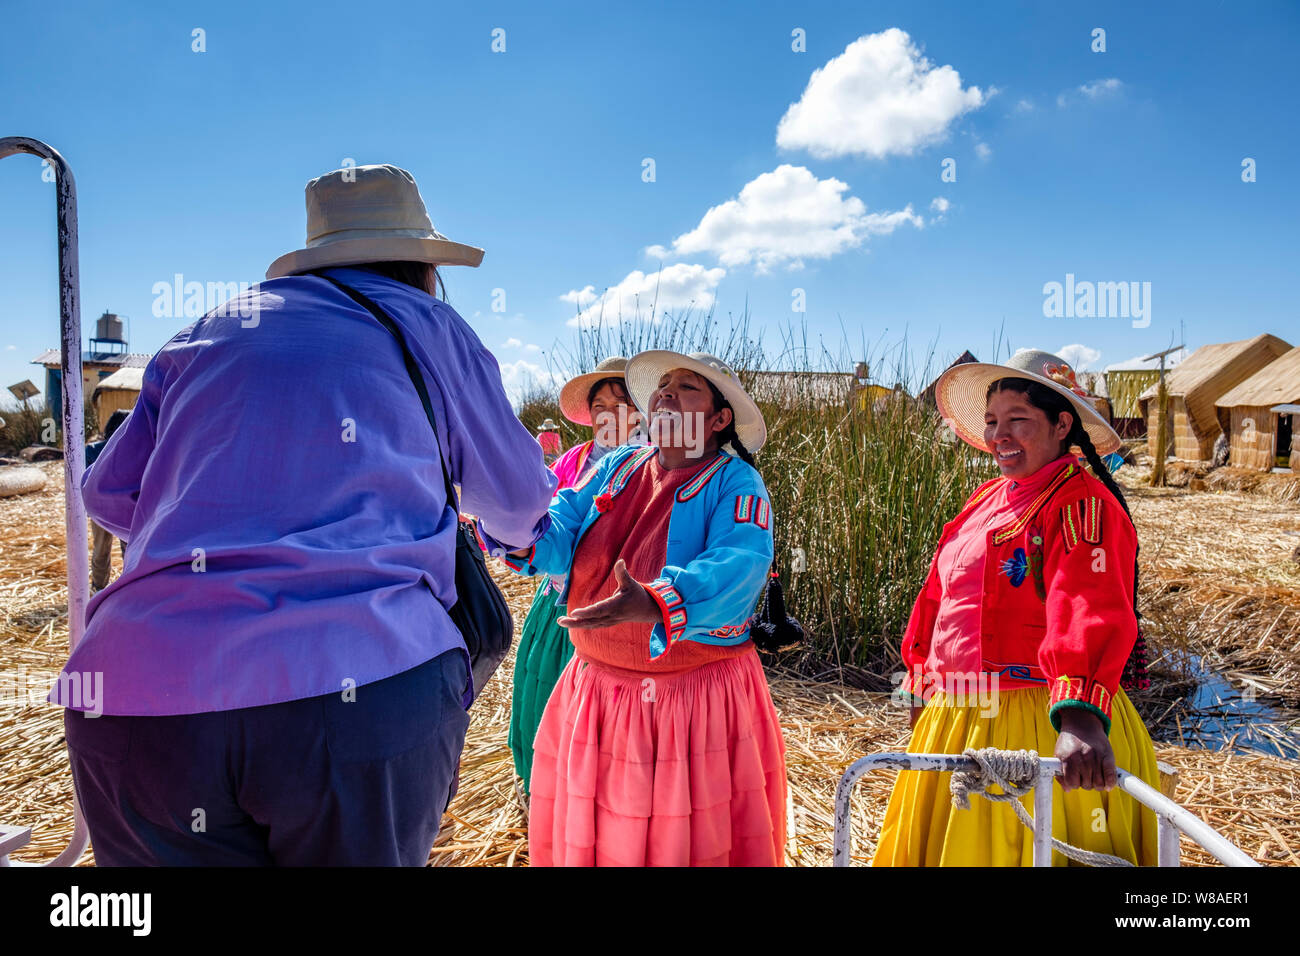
left=528, top=647, right=787, bottom=866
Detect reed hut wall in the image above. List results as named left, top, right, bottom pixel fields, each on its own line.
left=1139, top=333, right=1291, bottom=462
left=94, top=388, right=139, bottom=426
left=1215, top=346, right=1300, bottom=471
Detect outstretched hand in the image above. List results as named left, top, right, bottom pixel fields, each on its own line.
left=558, top=559, right=661, bottom=629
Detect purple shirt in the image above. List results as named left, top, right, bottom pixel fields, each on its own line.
left=50, top=266, right=556, bottom=715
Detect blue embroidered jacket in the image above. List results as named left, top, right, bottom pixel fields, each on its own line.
left=490, top=444, right=774, bottom=660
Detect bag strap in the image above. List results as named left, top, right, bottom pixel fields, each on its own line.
left=315, top=273, right=459, bottom=512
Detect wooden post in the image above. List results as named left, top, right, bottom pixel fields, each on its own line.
left=1144, top=345, right=1183, bottom=488
left=1152, top=363, right=1169, bottom=486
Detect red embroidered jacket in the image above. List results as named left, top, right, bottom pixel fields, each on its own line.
left=900, top=461, right=1138, bottom=734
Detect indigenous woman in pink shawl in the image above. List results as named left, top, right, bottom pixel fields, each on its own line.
left=509, top=358, right=644, bottom=794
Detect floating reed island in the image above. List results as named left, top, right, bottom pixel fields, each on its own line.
left=1, top=459, right=1296, bottom=866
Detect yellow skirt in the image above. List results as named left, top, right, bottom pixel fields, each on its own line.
left=871, top=686, right=1160, bottom=866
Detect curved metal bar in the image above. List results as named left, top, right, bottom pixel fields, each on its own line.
left=834, top=751, right=1259, bottom=868
left=1116, top=769, right=1257, bottom=868
left=0, top=136, right=90, bottom=867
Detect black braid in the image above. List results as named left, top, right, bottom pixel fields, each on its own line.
left=990, top=376, right=1149, bottom=690
left=990, top=377, right=1141, bottom=615
left=1070, top=424, right=1141, bottom=614
left=702, top=379, right=759, bottom=470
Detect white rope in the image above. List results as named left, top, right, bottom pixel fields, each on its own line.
left=949, top=747, right=1134, bottom=867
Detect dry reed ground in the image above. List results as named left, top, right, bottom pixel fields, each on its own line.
left=1, top=460, right=1297, bottom=866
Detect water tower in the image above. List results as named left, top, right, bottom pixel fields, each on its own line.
left=89, top=310, right=128, bottom=356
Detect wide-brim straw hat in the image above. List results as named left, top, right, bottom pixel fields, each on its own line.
left=537, top=418, right=560, bottom=431
left=559, top=356, right=630, bottom=426
left=266, top=164, right=484, bottom=279
left=936, top=349, right=1121, bottom=456
left=624, top=350, right=767, bottom=454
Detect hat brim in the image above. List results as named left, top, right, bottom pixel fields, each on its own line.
left=624, top=350, right=767, bottom=454
left=936, top=363, right=1122, bottom=456
left=559, top=371, right=629, bottom=426
left=266, top=236, right=484, bottom=279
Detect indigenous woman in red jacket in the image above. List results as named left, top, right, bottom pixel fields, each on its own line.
left=873, top=349, right=1159, bottom=866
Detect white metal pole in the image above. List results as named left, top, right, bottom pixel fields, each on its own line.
left=1033, top=762, right=1055, bottom=866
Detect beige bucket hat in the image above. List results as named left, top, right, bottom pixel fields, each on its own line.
left=559, top=356, right=631, bottom=426
left=266, top=164, right=484, bottom=279
left=624, top=350, right=767, bottom=454
left=935, top=348, right=1121, bottom=456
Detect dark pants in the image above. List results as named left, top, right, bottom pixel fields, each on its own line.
left=65, top=650, right=470, bottom=866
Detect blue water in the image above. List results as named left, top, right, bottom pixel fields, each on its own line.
left=1154, top=653, right=1300, bottom=759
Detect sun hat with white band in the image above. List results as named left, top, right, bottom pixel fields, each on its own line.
left=559, top=356, right=630, bottom=427
left=935, top=348, right=1121, bottom=456
left=624, top=350, right=767, bottom=454
left=266, top=164, right=484, bottom=279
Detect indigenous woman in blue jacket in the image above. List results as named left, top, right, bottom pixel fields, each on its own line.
left=495, top=351, right=787, bottom=866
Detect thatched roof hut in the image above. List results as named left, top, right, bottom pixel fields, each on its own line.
left=91, top=367, right=144, bottom=427
left=1104, top=348, right=1188, bottom=437
left=1138, top=334, right=1291, bottom=462
left=1214, top=346, right=1300, bottom=471
left=747, top=371, right=860, bottom=408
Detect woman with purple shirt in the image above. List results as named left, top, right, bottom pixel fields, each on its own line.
left=53, top=164, right=557, bottom=866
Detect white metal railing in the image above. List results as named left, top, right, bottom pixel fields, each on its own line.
left=1, top=136, right=90, bottom=867
left=833, top=751, right=1259, bottom=867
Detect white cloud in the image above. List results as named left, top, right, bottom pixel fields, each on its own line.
left=4, top=344, right=14, bottom=351
left=1059, top=78, right=1123, bottom=108
left=1056, top=343, right=1102, bottom=371
left=497, top=358, right=561, bottom=405
left=525, top=343, right=540, bottom=352
left=776, top=28, right=986, bottom=160
left=930, top=196, right=950, bottom=213
left=1080, top=78, right=1123, bottom=99
left=562, top=263, right=726, bottom=329
left=647, top=165, right=921, bottom=273
left=501, top=337, right=522, bottom=349
left=1014, top=98, right=1035, bottom=113
left=975, top=141, right=992, bottom=161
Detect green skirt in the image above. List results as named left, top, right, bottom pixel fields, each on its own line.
left=509, top=578, right=575, bottom=791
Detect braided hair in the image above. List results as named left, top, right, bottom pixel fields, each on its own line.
left=701, top=378, right=758, bottom=469
left=988, top=379, right=1147, bottom=685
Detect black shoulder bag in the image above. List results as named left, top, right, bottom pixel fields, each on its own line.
left=318, top=275, right=514, bottom=704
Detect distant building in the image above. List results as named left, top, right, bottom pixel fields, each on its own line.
left=1138, top=334, right=1292, bottom=462
left=92, top=367, right=146, bottom=426
left=747, top=371, right=861, bottom=408
left=1103, top=348, right=1189, bottom=438
left=920, top=350, right=978, bottom=406
left=31, top=311, right=151, bottom=421
left=1215, top=346, right=1300, bottom=471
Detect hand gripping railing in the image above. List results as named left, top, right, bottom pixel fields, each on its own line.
left=0, top=136, right=90, bottom=867
left=833, top=751, right=1259, bottom=867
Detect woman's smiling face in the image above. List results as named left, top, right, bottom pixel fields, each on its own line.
left=589, top=381, right=640, bottom=446
left=983, top=387, right=1073, bottom=478
left=648, top=368, right=731, bottom=455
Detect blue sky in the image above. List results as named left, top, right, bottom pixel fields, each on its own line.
left=2, top=0, right=1298, bottom=406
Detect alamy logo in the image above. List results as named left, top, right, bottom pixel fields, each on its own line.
left=1042, top=273, right=1151, bottom=328
left=49, top=886, right=151, bottom=936
left=152, top=273, right=262, bottom=327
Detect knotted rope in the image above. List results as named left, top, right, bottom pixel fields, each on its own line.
left=949, top=747, right=1134, bottom=867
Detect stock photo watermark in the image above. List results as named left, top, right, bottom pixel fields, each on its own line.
left=2, top=666, right=104, bottom=716
left=1042, top=273, right=1151, bottom=328
left=891, top=667, right=1001, bottom=719
left=152, top=274, right=262, bottom=327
